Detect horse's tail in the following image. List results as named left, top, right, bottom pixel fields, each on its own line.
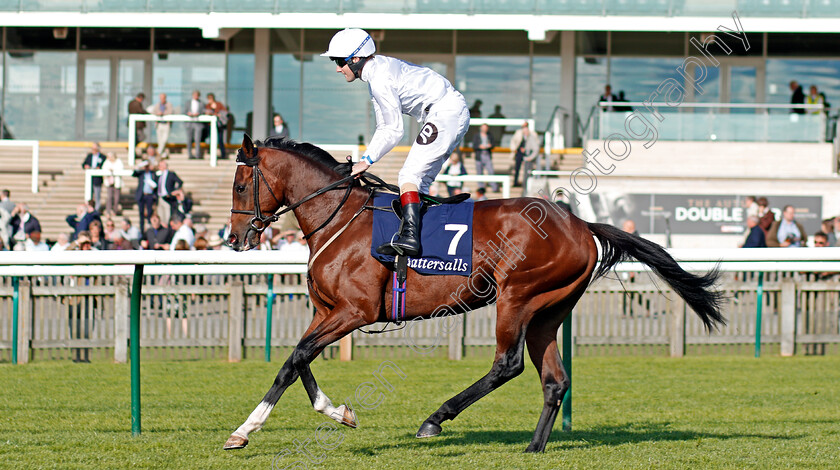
left=587, top=222, right=726, bottom=332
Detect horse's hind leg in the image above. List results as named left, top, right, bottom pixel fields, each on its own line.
left=416, top=312, right=527, bottom=438
left=523, top=310, right=572, bottom=453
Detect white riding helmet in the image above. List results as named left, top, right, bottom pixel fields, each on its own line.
left=321, top=28, right=376, bottom=60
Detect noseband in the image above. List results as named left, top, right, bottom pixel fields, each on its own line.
left=230, top=144, right=359, bottom=239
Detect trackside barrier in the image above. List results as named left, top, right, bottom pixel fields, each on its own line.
left=3, top=248, right=840, bottom=435
left=0, top=140, right=40, bottom=193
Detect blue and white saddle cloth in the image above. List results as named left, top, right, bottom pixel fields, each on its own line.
left=371, top=193, right=473, bottom=276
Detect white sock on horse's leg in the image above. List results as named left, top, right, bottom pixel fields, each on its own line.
left=232, top=401, right=274, bottom=439
left=313, top=387, right=355, bottom=426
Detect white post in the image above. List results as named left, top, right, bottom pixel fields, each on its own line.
left=84, top=171, right=92, bottom=202
left=31, top=141, right=40, bottom=194
left=780, top=280, right=797, bottom=357
left=210, top=117, right=218, bottom=168
left=114, top=278, right=130, bottom=363
left=128, top=114, right=137, bottom=167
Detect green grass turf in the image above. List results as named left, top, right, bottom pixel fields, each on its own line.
left=2, top=355, right=839, bottom=469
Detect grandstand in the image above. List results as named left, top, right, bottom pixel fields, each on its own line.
left=1, top=2, right=839, bottom=247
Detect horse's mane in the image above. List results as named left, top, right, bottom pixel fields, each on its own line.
left=257, top=137, right=351, bottom=177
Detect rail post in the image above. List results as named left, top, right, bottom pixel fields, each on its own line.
left=561, top=313, right=572, bottom=431
left=11, top=277, right=18, bottom=364
left=130, top=264, right=144, bottom=436
left=265, top=274, right=275, bottom=362
left=755, top=272, right=764, bottom=358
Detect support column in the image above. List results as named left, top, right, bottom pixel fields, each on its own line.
left=560, top=31, right=577, bottom=147
left=253, top=29, right=271, bottom=141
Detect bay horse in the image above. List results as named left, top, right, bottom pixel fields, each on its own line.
left=224, top=135, right=725, bottom=453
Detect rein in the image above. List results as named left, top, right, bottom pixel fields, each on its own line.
left=231, top=144, right=398, bottom=240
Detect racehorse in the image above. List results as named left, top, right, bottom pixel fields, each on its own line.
left=224, top=135, right=725, bottom=453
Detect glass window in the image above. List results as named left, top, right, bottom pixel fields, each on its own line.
left=532, top=57, right=561, bottom=131
left=301, top=57, right=371, bottom=144
left=152, top=52, right=227, bottom=142
left=226, top=54, right=253, bottom=145
left=575, top=56, right=607, bottom=124
left=609, top=57, right=685, bottom=103
left=766, top=59, right=840, bottom=113
left=81, top=27, right=150, bottom=50
left=271, top=54, right=302, bottom=141
left=4, top=52, right=77, bottom=140
left=154, top=28, right=224, bottom=52
left=456, top=55, right=530, bottom=146
left=6, top=27, right=77, bottom=50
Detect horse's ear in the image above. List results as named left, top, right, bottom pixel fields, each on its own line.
left=241, top=134, right=254, bottom=158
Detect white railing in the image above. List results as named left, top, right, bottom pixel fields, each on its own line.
left=128, top=114, right=218, bottom=167
left=434, top=174, right=512, bottom=198
left=0, top=140, right=40, bottom=193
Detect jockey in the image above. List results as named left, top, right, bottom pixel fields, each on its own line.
left=322, top=28, right=470, bottom=257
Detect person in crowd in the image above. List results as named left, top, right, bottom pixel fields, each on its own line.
left=509, top=121, right=540, bottom=188
left=72, top=232, right=94, bottom=250
left=622, top=219, right=639, bottom=236
left=744, top=196, right=759, bottom=219
left=120, top=217, right=141, bottom=247
left=207, top=233, right=225, bottom=250
left=101, top=152, right=124, bottom=218
left=88, top=219, right=107, bottom=250
left=51, top=232, right=72, bottom=251
left=757, top=197, right=775, bottom=235
left=813, top=231, right=830, bottom=247
left=614, top=90, right=633, bottom=112
left=259, top=229, right=274, bottom=251
left=148, top=93, right=174, bottom=156
left=741, top=215, right=767, bottom=248
left=472, top=123, right=499, bottom=192
left=0, top=189, right=14, bottom=215
left=599, top=84, right=618, bottom=112
left=141, top=213, right=172, bottom=250
left=185, top=90, right=204, bottom=160
left=488, top=104, right=506, bottom=143
left=156, top=159, right=183, bottom=227
left=128, top=92, right=148, bottom=155
left=109, top=230, right=134, bottom=250
left=205, top=92, right=229, bottom=159
left=65, top=200, right=101, bottom=241
left=0, top=237, right=5, bottom=251
left=807, top=85, right=825, bottom=115
left=24, top=228, right=49, bottom=251
left=173, top=239, right=190, bottom=251
left=324, top=28, right=470, bottom=257
left=133, top=158, right=158, bottom=234
left=832, top=217, right=840, bottom=247
left=767, top=205, right=807, bottom=247
left=171, top=188, right=193, bottom=220
left=192, top=223, right=208, bottom=242
left=10, top=204, right=41, bottom=247
left=790, top=80, right=805, bottom=114
left=168, top=212, right=194, bottom=250
left=440, top=152, right=467, bottom=197
left=270, top=113, right=290, bottom=140
left=0, top=197, right=13, bottom=250
left=193, top=237, right=208, bottom=251
left=820, top=218, right=836, bottom=246
left=82, top=142, right=105, bottom=212
left=102, top=218, right=118, bottom=243
left=474, top=187, right=487, bottom=201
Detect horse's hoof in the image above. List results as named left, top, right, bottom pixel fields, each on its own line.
left=416, top=421, right=442, bottom=438
left=337, top=404, right=357, bottom=429
left=524, top=443, right=544, bottom=453
left=223, top=434, right=249, bottom=450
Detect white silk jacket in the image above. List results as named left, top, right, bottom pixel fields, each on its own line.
left=360, top=55, right=464, bottom=164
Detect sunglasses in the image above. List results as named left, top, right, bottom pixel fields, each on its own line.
left=331, top=57, right=348, bottom=68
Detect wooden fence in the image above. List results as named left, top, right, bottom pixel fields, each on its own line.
left=1, top=271, right=838, bottom=363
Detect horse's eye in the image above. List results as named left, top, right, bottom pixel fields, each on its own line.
left=235, top=184, right=246, bottom=193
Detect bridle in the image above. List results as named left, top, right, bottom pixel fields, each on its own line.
left=230, top=144, right=368, bottom=240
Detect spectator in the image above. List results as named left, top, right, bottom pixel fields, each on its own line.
left=24, top=228, right=49, bottom=251
left=193, top=237, right=208, bottom=250
left=469, top=99, right=482, bottom=119
left=509, top=121, right=540, bottom=188
left=133, top=158, right=158, bottom=234
left=171, top=188, right=193, bottom=220
left=488, top=104, right=505, bottom=143
left=440, top=153, right=467, bottom=197
left=622, top=219, right=639, bottom=236
left=0, top=237, right=6, bottom=251
left=833, top=217, right=840, bottom=247
left=0, top=201, right=12, bottom=250
left=259, top=228, right=274, bottom=251
left=813, top=231, right=830, bottom=247
left=185, top=90, right=204, bottom=160
left=475, top=187, right=487, bottom=201
left=790, top=80, right=805, bottom=114
left=73, top=232, right=96, bottom=251
left=599, top=84, right=618, bottom=112
left=128, top=92, right=148, bottom=155
left=741, top=215, right=767, bottom=248
left=11, top=203, right=42, bottom=246
left=51, top=232, right=71, bottom=251
left=156, top=159, right=183, bottom=227
left=807, top=85, right=826, bottom=115
left=141, top=213, right=172, bottom=250
left=66, top=200, right=101, bottom=241
left=472, top=123, right=499, bottom=192
left=767, top=205, right=807, bottom=247
left=120, top=217, right=141, bottom=245
left=614, top=90, right=633, bottom=112
left=757, top=197, right=775, bottom=235
left=270, top=113, right=290, bottom=140
left=88, top=220, right=106, bottom=250
left=109, top=231, right=133, bottom=250
left=101, top=152, right=124, bottom=218
left=82, top=142, right=105, bottom=212
left=102, top=218, right=118, bottom=242
left=205, top=93, right=229, bottom=159
left=192, top=223, right=208, bottom=242
left=744, top=195, right=759, bottom=219
left=821, top=218, right=836, bottom=246
left=147, top=93, right=174, bottom=156
left=0, top=189, right=14, bottom=215
left=173, top=239, right=190, bottom=251
left=207, top=233, right=225, bottom=250
left=168, top=212, right=194, bottom=250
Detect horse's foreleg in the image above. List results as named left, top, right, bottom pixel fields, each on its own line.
left=416, top=325, right=526, bottom=438
left=223, top=354, right=299, bottom=450
left=292, top=312, right=367, bottom=428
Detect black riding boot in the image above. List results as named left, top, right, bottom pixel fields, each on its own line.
left=377, top=192, right=422, bottom=257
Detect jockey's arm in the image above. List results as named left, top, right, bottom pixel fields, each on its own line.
left=360, top=83, right=404, bottom=168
